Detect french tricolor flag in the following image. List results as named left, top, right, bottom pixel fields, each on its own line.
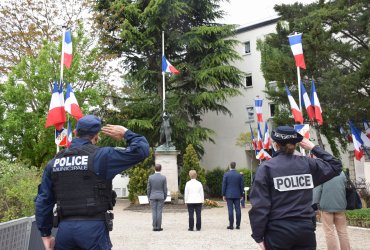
left=162, top=56, right=179, bottom=74
left=67, top=120, right=72, bottom=147
left=300, top=82, right=315, bottom=122
left=250, top=124, right=257, bottom=152
left=257, top=123, right=263, bottom=151
left=263, top=123, right=271, bottom=150
left=349, top=122, right=364, bottom=161
left=285, top=86, right=303, bottom=124
left=45, top=81, right=66, bottom=130
left=255, top=98, right=263, bottom=122
left=55, top=127, right=67, bottom=146
left=63, top=30, right=72, bottom=69
left=310, top=80, right=323, bottom=125
left=65, top=83, right=83, bottom=120
left=288, top=33, right=306, bottom=69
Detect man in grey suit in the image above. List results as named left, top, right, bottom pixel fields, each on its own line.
left=147, top=164, right=168, bottom=231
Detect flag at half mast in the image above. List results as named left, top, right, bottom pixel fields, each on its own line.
left=162, top=56, right=179, bottom=74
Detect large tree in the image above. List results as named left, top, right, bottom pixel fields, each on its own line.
left=258, top=0, right=369, bottom=155
left=92, top=0, right=244, bottom=155
left=0, top=26, right=108, bottom=168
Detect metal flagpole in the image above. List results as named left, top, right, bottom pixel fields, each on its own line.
left=297, top=66, right=302, bottom=112
left=162, top=31, right=165, bottom=113
left=56, top=26, right=67, bottom=153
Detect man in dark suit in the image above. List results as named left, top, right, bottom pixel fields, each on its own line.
left=222, top=162, right=244, bottom=230
left=147, top=164, right=168, bottom=231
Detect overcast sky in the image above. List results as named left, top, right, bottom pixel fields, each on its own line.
left=219, top=0, right=316, bottom=26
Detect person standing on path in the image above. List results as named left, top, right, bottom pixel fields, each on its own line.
left=249, top=126, right=342, bottom=250
left=222, top=162, right=244, bottom=230
left=147, top=164, right=168, bottom=231
left=184, top=170, right=204, bottom=231
left=313, top=171, right=350, bottom=250
left=35, top=115, right=150, bottom=250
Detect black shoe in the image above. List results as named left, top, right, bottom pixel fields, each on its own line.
left=196, top=228, right=201, bottom=231
left=158, top=228, right=163, bottom=231
left=153, top=229, right=158, bottom=231
left=188, top=228, right=193, bottom=231
left=227, top=226, right=234, bottom=230
left=236, top=226, right=240, bottom=229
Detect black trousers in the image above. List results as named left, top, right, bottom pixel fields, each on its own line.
left=264, top=219, right=316, bottom=250
left=187, top=203, right=202, bottom=230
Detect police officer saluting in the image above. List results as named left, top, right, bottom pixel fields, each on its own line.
left=249, top=126, right=342, bottom=250
left=35, top=115, right=150, bottom=250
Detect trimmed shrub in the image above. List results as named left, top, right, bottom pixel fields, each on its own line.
left=205, top=168, right=225, bottom=198
left=179, top=144, right=206, bottom=194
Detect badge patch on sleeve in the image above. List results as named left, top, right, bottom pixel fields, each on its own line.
left=273, top=174, right=313, bottom=191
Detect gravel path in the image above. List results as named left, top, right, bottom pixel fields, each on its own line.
left=110, top=200, right=370, bottom=250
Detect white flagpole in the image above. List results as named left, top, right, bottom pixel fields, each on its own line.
left=162, top=31, right=165, bottom=113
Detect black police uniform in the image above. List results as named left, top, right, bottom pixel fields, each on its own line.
left=249, top=146, right=342, bottom=250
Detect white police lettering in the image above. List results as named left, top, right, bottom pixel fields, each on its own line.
left=53, top=156, right=89, bottom=172
left=273, top=174, right=313, bottom=191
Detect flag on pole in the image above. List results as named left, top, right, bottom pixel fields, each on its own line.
left=162, top=56, right=179, bottom=74
left=288, top=33, right=306, bottom=69
left=294, top=124, right=310, bottom=139
left=285, top=86, right=303, bottom=124
left=255, top=98, right=263, bottom=122
left=300, top=82, right=315, bottom=122
left=45, top=81, right=66, bottom=130
left=310, top=80, right=323, bottom=125
left=256, top=148, right=272, bottom=160
left=249, top=124, right=257, bottom=152
left=65, top=83, right=83, bottom=120
left=67, top=120, right=72, bottom=147
left=55, top=127, right=67, bottom=146
left=363, top=120, right=370, bottom=139
left=257, top=123, right=263, bottom=151
left=349, top=122, right=364, bottom=161
left=263, top=123, right=271, bottom=149
left=63, top=30, right=73, bottom=69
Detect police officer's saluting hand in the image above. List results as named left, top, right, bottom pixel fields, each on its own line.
left=35, top=115, right=150, bottom=250
left=248, top=126, right=342, bottom=250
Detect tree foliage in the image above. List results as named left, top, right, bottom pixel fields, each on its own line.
left=0, top=25, right=107, bottom=168
left=205, top=167, right=225, bottom=198
left=0, top=160, right=41, bottom=222
left=92, top=0, right=244, bottom=155
left=258, top=0, right=370, bottom=155
left=179, top=144, right=206, bottom=194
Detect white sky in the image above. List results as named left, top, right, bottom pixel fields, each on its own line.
left=219, top=0, right=317, bottom=26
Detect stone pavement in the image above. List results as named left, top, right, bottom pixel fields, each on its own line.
left=110, top=200, right=370, bottom=250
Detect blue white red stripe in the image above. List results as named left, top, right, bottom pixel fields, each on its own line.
left=63, top=30, right=72, bottom=69
left=310, top=80, right=323, bottom=125
left=288, top=33, right=306, bottom=69
left=294, top=124, right=310, bottom=139
left=55, top=127, right=67, bottom=146
left=263, top=123, right=271, bottom=149
left=65, top=83, right=83, bottom=120
left=255, top=98, right=263, bottom=122
left=300, top=82, right=315, bottom=122
left=257, top=123, right=263, bottom=151
left=67, top=120, right=72, bottom=147
left=349, top=122, right=364, bottom=161
left=250, top=124, right=257, bottom=152
left=285, top=86, right=303, bottom=124
left=45, top=81, right=66, bottom=130
left=162, top=56, right=179, bottom=74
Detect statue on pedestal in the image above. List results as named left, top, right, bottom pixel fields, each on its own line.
left=158, top=112, right=175, bottom=150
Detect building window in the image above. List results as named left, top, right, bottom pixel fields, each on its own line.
left=246, top=106, right=254, bottom=122
left=244, top=41, right=251, bottom=54
left=246, top=74, right=252, bottom=87
left=269, top=103, right=276, bottom=117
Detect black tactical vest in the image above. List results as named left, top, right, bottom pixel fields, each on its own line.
left=51, top=144, right=113, bottom=219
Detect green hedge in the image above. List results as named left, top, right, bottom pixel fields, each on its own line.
left=345, top=208, right=370, bottom=227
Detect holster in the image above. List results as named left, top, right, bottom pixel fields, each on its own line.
left=105, top=212, right=114, bottom=231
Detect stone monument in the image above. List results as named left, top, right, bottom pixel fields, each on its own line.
left=155, top=112, right=179, bottom=195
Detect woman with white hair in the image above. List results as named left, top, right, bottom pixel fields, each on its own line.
left=184, top=170, right=204, bottom=231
